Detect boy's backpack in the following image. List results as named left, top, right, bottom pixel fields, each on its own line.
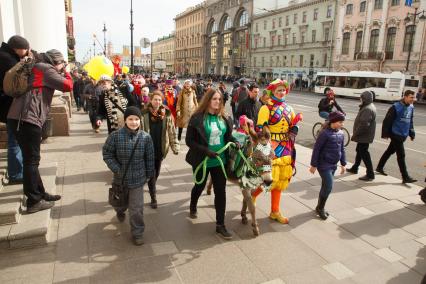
left=227, top=131, right=253, bottom=180
left=3, top=57, right=35, bottom=98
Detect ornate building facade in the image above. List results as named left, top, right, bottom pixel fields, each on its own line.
left=175, top=2, right=206, bottom=76
left=204, top=0, right=253, bottom=75
left=152, top=34, right=175, bottom=73
left=333, top=0, right=426, bottom=82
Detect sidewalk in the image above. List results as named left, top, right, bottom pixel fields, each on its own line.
left=0, top=112, right=425, bottom=284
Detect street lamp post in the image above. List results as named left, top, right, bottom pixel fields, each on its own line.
left=102, top=23, right=107, bottom=56
left=130, top=0, right=134, bottom=73
left=93, top=38, right=96, bottom=57
left=404, top=8, right=426, bottom=73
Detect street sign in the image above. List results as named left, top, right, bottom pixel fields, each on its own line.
left=154, top=60, right=166, bottom=70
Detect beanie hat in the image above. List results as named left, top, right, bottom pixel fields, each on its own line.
left=7, top=35, right=29, bottom=49
left=328, top=111, right=345, bottom=123
left=165, top=79, right=173, bottom=85
left=124, top=106, right=142, bottom=120
left=45, top=49, right=64, bottom=65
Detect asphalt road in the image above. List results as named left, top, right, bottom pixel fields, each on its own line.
left=220, top=83, right=426, bottom=186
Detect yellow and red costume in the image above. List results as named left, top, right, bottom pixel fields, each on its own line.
left=254, top=79, right=302, bottom=223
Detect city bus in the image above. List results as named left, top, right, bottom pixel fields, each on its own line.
left=314, top=71, right=421, bottom=101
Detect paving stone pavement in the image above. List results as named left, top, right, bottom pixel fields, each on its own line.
left=0, top=112, right=425, bottom=284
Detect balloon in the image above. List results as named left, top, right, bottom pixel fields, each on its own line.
left=122, top=66, right=130, bottom=74
left=83, top=56, right=114, bottom=81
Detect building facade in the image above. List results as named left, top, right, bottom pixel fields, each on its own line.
left=250, top=0, right=337, bottom=83
left=65, top=0, right=76, bottom=62
left=175, top=2, right=206, bottom=76
left=115, top=46, right=151, bottom=73
left=333, top=0, right=426, bottom=83
left=152, top=34, right=175, bottom=73
left=204, top=0, right=253, bottom=76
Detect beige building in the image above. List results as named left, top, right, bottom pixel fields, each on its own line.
left=175, top=2, right=206, bottom=76
left=333, top=0, right=426, bottom=84
left=152, top=34, right=175, bottom=73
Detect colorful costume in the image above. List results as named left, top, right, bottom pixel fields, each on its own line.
left=255, top=79, right=302, bottom=223
left=111, top=55, right=122, bottom=76
left=163, top=81, right=178, bottom=123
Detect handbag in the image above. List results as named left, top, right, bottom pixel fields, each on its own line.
left=108, top=135, right=141, bottom=207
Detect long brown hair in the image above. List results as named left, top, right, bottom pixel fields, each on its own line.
left=195, top=88, right=226, bottom=118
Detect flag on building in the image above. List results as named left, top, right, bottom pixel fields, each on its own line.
left=405, top=0, right=413, bottom=7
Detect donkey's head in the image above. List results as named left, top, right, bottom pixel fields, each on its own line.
left=249, top=126, right=274, bottom=188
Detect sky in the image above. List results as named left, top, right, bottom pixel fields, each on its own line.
left=73, top=0, right=203, bottom=62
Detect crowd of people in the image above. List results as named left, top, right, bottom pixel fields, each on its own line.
left=0, top=34, right=422, bottom=247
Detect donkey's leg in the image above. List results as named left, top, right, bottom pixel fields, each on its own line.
left=241, top=191, right=248, bottom=225
left=243, top=189, right=259, bottom=236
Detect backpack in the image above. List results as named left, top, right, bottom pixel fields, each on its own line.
left=3, top=57, right=35, bottom=98
left=227, top=131, right=253, bottom=180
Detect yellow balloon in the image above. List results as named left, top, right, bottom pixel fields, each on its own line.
left=122, top=66, right=129, bottom=74
left=83, top=56, right=114, bottom=81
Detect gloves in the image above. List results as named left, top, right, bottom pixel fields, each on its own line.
left=206, top=150, right=218, bottom=158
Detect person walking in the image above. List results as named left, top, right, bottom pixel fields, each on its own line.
left=8, top=49, right=72, bottom=213
left=235, top=83, right=262, bottom=123
left=309, top=111, right=347, bottom=220
left=347, top=91, right=376, bottom=181
left=141, top=91, right=179, bottom=209
left=0, top=35, right=30, bottom=184
left=185, top=88, right=237, bottom=240
left=176, top=80, right=198, bottom=141
left=103, top=106, right=155, bottom=245
left=376, top=90, right=417, bottom=183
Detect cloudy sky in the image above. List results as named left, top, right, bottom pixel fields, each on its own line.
left=73, top=0, right=202, bottom=62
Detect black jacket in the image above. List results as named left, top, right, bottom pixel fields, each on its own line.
left=235, top=97, right=261, bottom=123
left=0, top=42, right=20, bottom=122
left=185, top=112, right=236, bottom=167
left=318, top=97, right=344, bottom=114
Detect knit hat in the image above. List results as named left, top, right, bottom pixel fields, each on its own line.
left=124, top=106, right=142, bottom=120
left=7, top=35, right=29, bottom=49
left=165, top=79, right=173, bottom=85
left=45, top=49, right=64, bottom=65
left=328, top=111, right=345, bottom=123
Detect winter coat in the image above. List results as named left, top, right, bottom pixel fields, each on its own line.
left=351, top=91, right=376, bottom=144
left=235, top=96, right=262, bottom=123
left=310, top=127, right=347, bottom=171
left=103, top=127, right=155, bottom=189
left=185, top=112, right=236, bottom=168
left=141, top=105, right=180, bottom=160
left=7, top=62, right=73, bottom=128
left=0, top=42, right=21, bottom=122
left=176, top=87, right=198, bottom=128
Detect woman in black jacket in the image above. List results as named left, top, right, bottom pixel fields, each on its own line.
left=185, top=88, right=237, bottom=240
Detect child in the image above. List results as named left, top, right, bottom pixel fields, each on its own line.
left=309, top=111, right=347, bottom=220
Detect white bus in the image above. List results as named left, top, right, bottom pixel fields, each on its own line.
left=314, top=71, right=421, bottom=101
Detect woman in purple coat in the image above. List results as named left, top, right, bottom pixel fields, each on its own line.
left=309, top=111, right=347, bottom=220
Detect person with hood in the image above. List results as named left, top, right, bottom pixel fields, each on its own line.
left=0, top=35, right=30, bottom=184
left=347, top=91, right=376, bottom=181
left=103, top=106, right=155, bottom=246
left=141, top=91, right=179, bottom=208
left=8, top=49, right=73, bottom=213
left=318, top=89, right=345, bottom=119
left=176, top=80, right=198, bottom=141
left=376, top=90, right=417, bottom=183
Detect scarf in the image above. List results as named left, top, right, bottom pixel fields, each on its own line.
left=148, top=104, right=166, bottom=122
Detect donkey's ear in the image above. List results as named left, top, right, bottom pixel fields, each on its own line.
left=262, top=125, right=271, bottom=140
left=248, top=128, right=258, bottom=142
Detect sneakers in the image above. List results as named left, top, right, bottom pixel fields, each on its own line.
left=346, top=167, right=358, bottom=174
left=358, top=175, right=374, bottom=181
left=132, top=236, right=144, bottom=246
left=7, top=178, right=23, bottom=185
left=402, top=176, right=418, bottom=184
left=269, top=212, right=289, bottom=224
left=376, top=168, right=388, bottom=176
left=43, top=193, right=61, bottom=201
left=315, top=206, right=329, bottom=220
left=216, top=225, right=232, bottom=240
left=189, top=210, right=197, bottom=219
left=27, top=200, right=54, bottom=214
left=116, top=212, right=125, bottom=222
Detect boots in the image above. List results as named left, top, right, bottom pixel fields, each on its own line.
left=315, top=195, right=329, bottom=220
left=149, top=189, right=157, bottom=209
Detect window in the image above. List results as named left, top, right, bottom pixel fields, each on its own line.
left=279, top=17, right=282, bottom=27
left=342, top=32, right=350, bottom=55
left=391, top=0, right=400, bottom=5
left=223, top=16, right=232, bottom=30
left=278, top=35, right=281, bottom=46
left=301, top=32, right=305, bottom=44
left=327, top=5, right=332, bottom=18
left=293, top=33, right=296, bottom=44
left=272, top=19, right=276, bottom=29
left=302, top=11, right=307, bottom=23
left=254, top=57, right=257, bottom=67
left=255, top=23, right=258, bottom=32
left=284, top=34, right=289, bottom=45
left=270, top=56, right=273, bottom=67
left=403, top=25, right=416, bottom=52
left=374, top=0, right=383, bottom=9
left=286, top=16, right=289, bottom=26
left=346, top=4, right=353, bottom=15
left=299, top=55, right=303, bottom=67
left=324, top=27, right=330, bottom=41
left=310, top=54, right=314, bottom=67
left=264, top=21, right=267, bottom=30
left=263, top=37, right=266, bottom=47
left=385, top=27, right=396, bottom=59
left=323, top=53, right=328, bottom=67
left=291, top=55, right=294, bottom=66
left=239, top=10, right=249, bottom=26
left=262, top=57, right=265, bottom=67
left=312, top=30, right=316, bottom=42
left=294, top=13, right=298, bottom=24
left=354, top=31, right=363, bottom=57
left=271, top=34, right=275, bottom=46
left=369, top=29, right=379, bottom=54
left=314, top=8, right=318, bottom=20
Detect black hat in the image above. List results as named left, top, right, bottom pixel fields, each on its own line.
left=7, top=35, right=29, bottom=49
left=45, top=49, right=65, bottom=65
left=328, top=111, right=345, bottom=123
left=124, top=106, right=142, bottom=120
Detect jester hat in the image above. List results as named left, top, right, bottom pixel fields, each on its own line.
left=266, top=79, right=290, bottom=97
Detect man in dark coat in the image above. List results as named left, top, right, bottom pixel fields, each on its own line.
left=376, top=90, right=417, bottom=183
left=235, top=83, right=262, bottom=123
left=0, top=35, right=30, bottom=184
left=347, top=91, right=376, bottom=181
